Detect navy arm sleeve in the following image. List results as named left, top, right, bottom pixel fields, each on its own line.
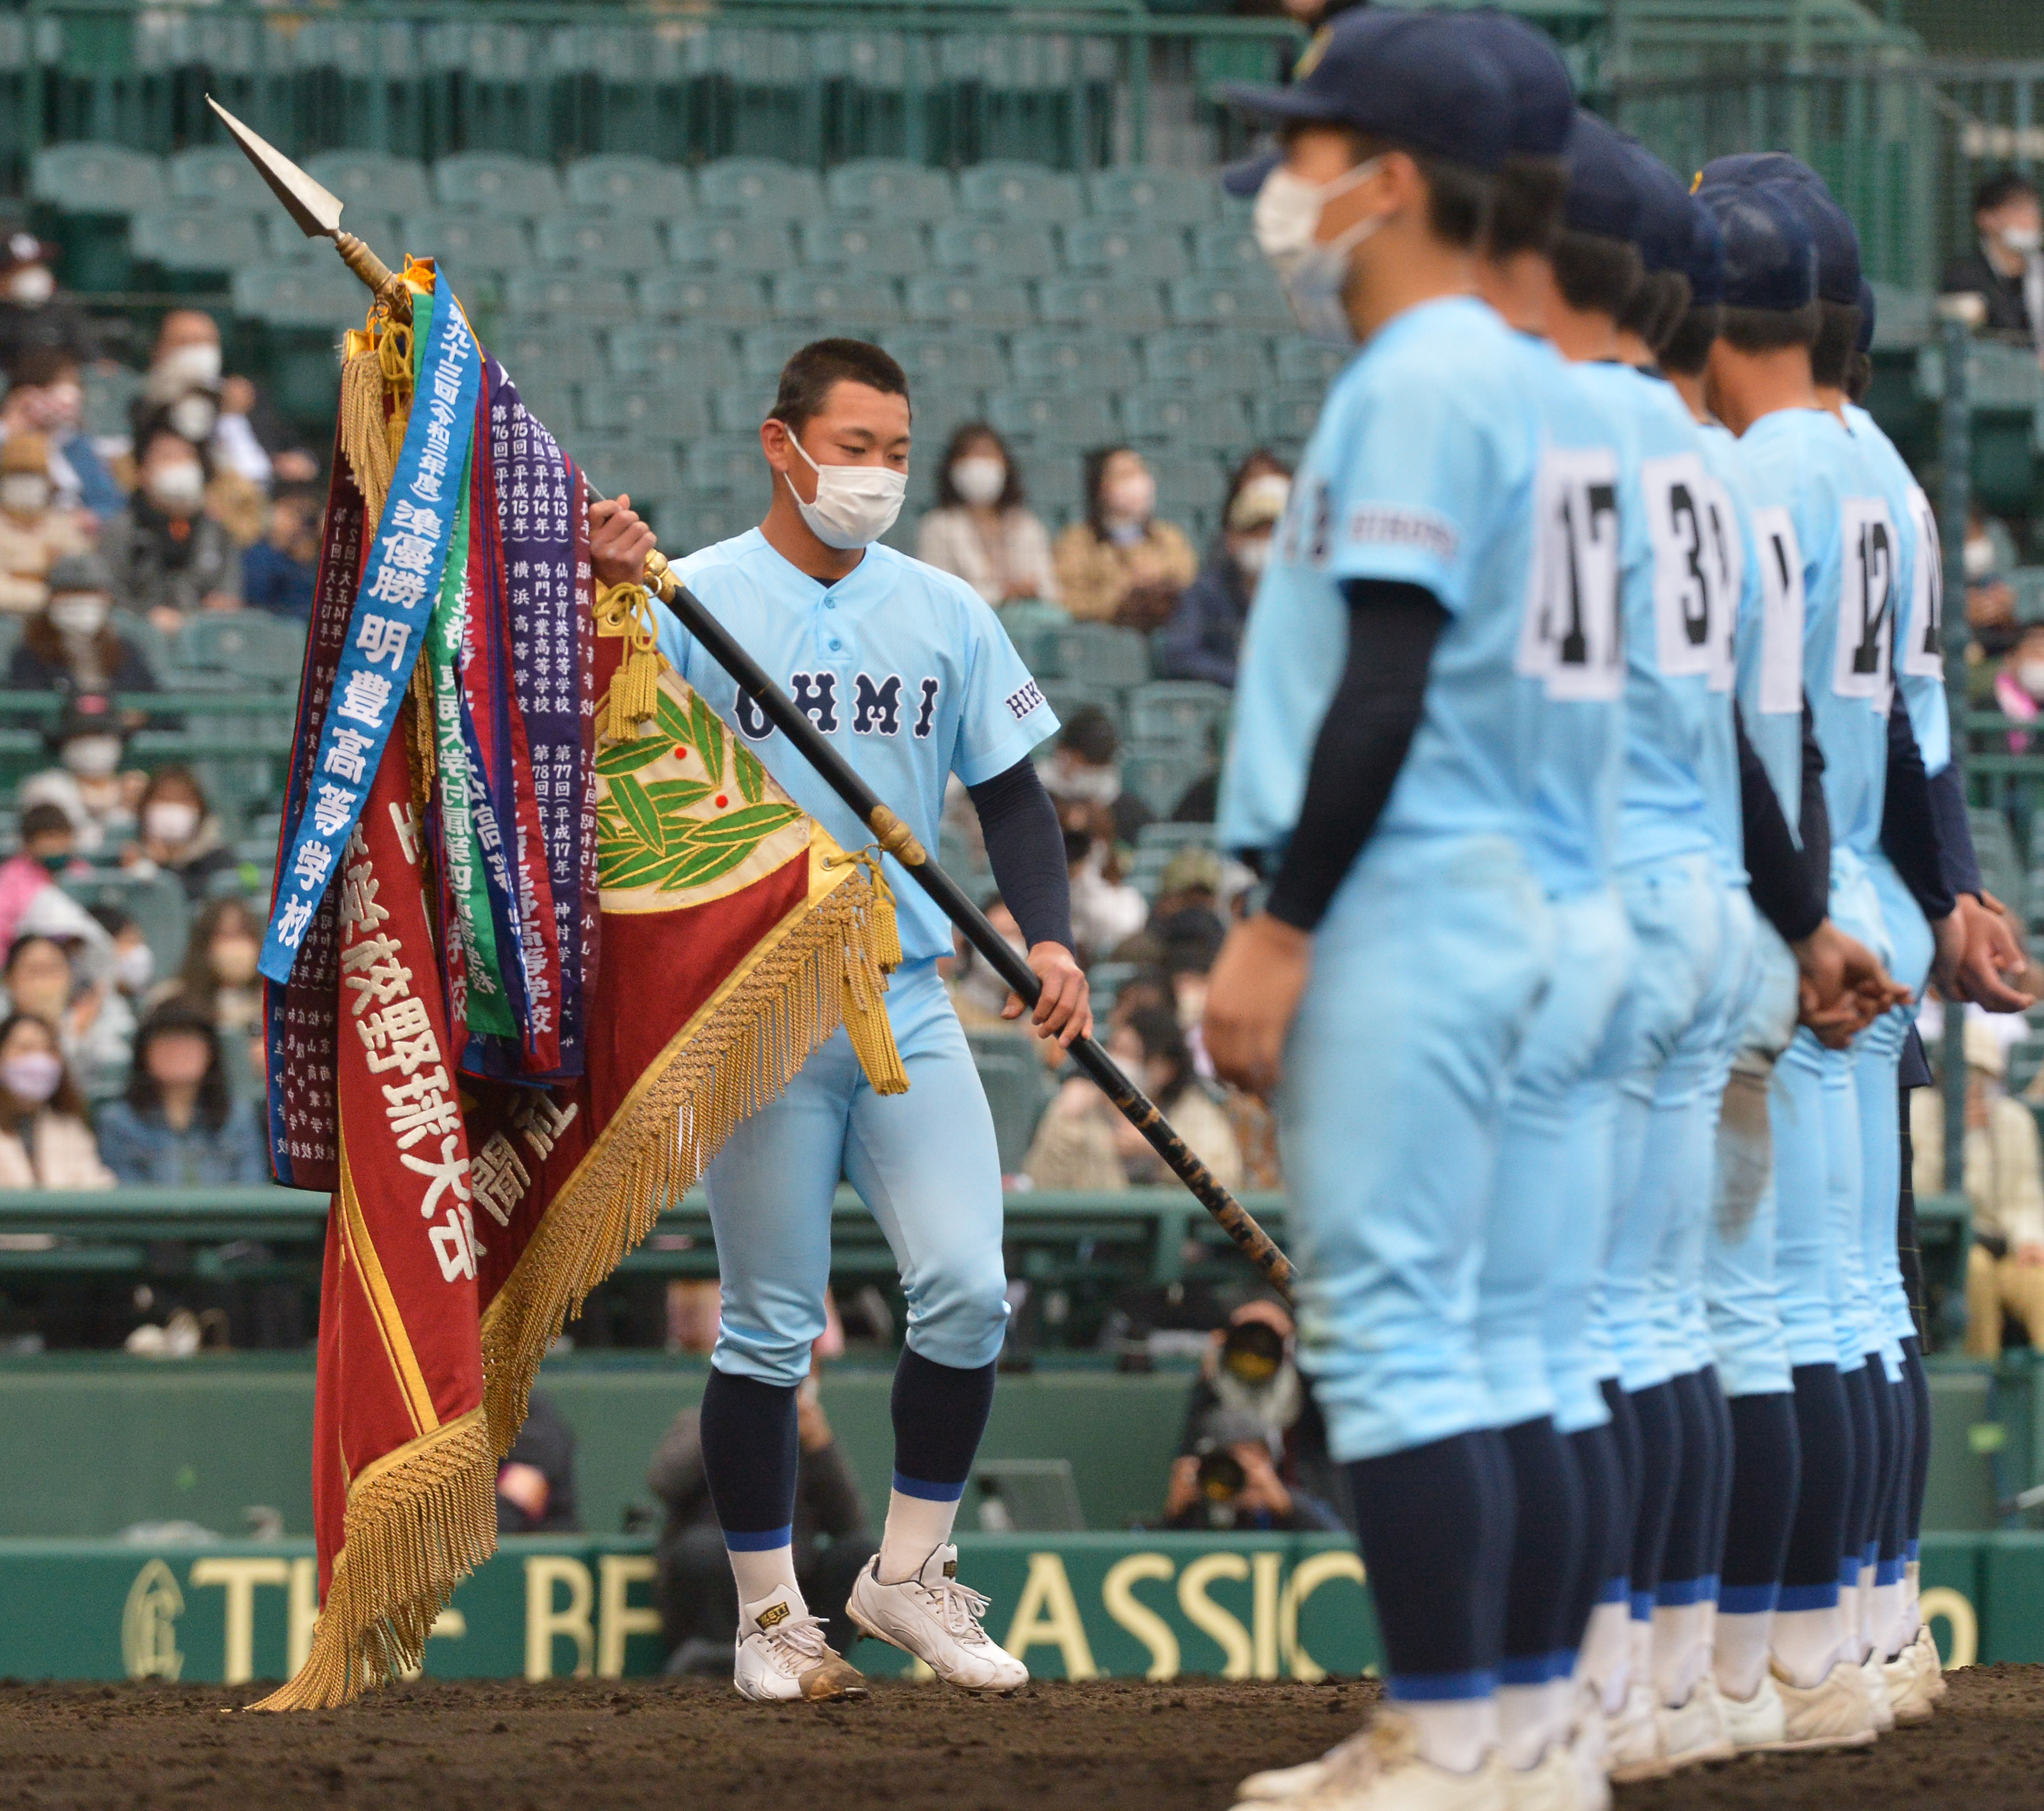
left=1799, top=695, right=1831, bottom=907
left=1735, top=703, right=1825, bottom=945
left=1926, top=761, right=1984, bottom=900
left=967, top=757, right=1074, bottom=952
left=1882, top=702, right=1957, bottom=923
left=1265, top=579, right=1447, bottom=933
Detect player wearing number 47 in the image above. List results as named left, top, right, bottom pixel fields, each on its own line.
left=587, top=340, right=1091, bottom=1703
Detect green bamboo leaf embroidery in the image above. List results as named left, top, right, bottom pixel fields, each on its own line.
left=655, top=686, right=692, bottom=746
left=599, top=840, right=678, bottom=891
left=594, top=733, right=672, bottom=777
left=688, top=691, right=727, bottom=788
left=733, top=742, right=768, bottom=806
left=684, top=802, right=800, bottom=849
left=655, top=836, right=768, bottom=893
left=609, top=775, right=668, bottom=856
left=643, top=777, right=716, bottom=815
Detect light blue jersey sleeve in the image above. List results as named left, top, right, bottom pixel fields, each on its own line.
left=950, top=589, right=1061, bottom=786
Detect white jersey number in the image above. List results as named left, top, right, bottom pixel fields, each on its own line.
left=1518, top=446, right=1622, bottom=702
left=1750, top=505, right=1806, bottom=718
left=1834, top=495, right=1897, bottom=706
left=1902, top=483, right=1944, bottom=680
left=1641, top=452, right=1729, bottom=685
left=1699, top=476, right=1742, bottom=694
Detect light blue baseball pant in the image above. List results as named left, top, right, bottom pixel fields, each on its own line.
left=1597, top=851, right=1726, bottom=1393
left=1704, top=919, right=1801, bottom=1397
left=1825, top=856, right=1891, bottom=1378
left=1278, top=833, right=1554, bottom=1464
left=1478, top=883, right=1634, bottom=1431
left=702, top=956, right=1008, bottom=1386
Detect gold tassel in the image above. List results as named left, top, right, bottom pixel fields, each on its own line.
left=339, top=347, right=396, bottom=525
left=592, top=580, right=665, bottom=743
left=823, top=846, right=908, bottom=1095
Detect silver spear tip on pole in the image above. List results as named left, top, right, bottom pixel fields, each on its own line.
left=205, top=95, right=344, bottom=240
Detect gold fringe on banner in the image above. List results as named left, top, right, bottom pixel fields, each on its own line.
left=245, top=1406, right=496, bottom=1712
left=477, top=834, right=904, bottom=1453
left=338, top=346, right=397, bottom=527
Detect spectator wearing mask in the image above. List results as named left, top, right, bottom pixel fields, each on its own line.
left=915, top=423, right=1059, bottom=609
left=242, top=486, right=322, bottom=619
left=86, top=901, right=157, bottom=1005
left=102, top=425, right=241, bottom=636
left=154, top=894, right=263, bottom=1042
left=18, top=692, right=144, bottom=854
left=1052, top=445, right=1196, bottom=627
left=496, top=1389, right=581, bottom=1534
left=0, top=431, right=87, bottom=612
left=1941, top=169, right=2043, bottom=343
left=7, top=555, right=160, bottom=709
left=0, top=236, right=97, bottom=373
left=1060, top=797, right=1148, bottom=963
left=1042, top=703, right=1151, bottom=846
left=3, top=929, right=132, bottom=1095
left=1158, top=454, right=1290, bottom=687
left=0, top=803, right=78, bottom=951
left=1109, top=847, right=1231, bottom=970
left=125, top=769, right=238, bottom=906
left=1994, top=619, right=2044, bottom=751
left=0, top=349, right=119, bottom=522
left=943, top=894, right=1032, bottom=1033
left=0, top=1010, right=112, bottom=1188
left=94, top=1002, right=265, bottom=1184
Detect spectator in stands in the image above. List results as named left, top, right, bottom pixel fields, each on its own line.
left=7, top=556, right=159, bottom=713
left=649, top=1353, right=873, bottom=1672
left=0, top=236, right=97, bottom=374
left=94, top=1001, right=264, bottom=1185
left=496, top=1389, right=581, bottom=1534
left=1161, top=1406, right=1342, bottom=1533
left=1110, top=848, right=1230, bottom=971
left=125, top=770, right=238, bottom=904
left=102, top=425, right=242, bottom=635
left=944, top=894, right=1031, bottom=1032
left=0, top=1009, right=111, bottom=1188
left=0, top=932, right=130, bottom=1108
left=86, top=901, right=155, bottom=1005
left=1052, top=446, right=1197, bottom=628
left=0, top=432, right=88, bottom=613
left=0, top=349, right=120, bottom=522
left=154, top=894, right=263, bottom=1046
left=1043, top=704, right=1150, bottom=846
left=915, top=422, right=1059, bottom=609
left=0, top=803, right=78, bottom=952
left=1966, top=504, right=2022, bottom=685
left=1156, top=453, right=1291, bottom=687
left=1993, top=618, right=2044, bottom=751
left=18, top=691, right=144, bottom=854
left=136, top=311, right=224, bottom=449
left=242, top=486, right=322, bottom=620
left=1061, top=798, right=1148, bottom=963
left=1941, top=170, right=2042, bottom=343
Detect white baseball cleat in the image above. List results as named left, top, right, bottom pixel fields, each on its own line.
left=1229, top=1713, right=1506, bottom=1811
left=1565, top=1691, right=1611, bottom=1811
left=1501, top=1745, right=1581, bottom=1811
left=1905, top=1623, right=1947, bottom=1703
left=1604, top=1682, right=1667, bottom=1783
left=1884, top=1646, right=1936, bottom=1725
left=846, top=1544, right=1029, bottom=1692
left=1654, top=1677, right=1735, bottom=1772
left=1719, top=1673, right=1789, bottom=1751
left=1859, top=1653, right=1895, bottom=1732
left=1765, top=1660, right=1880, bottom=1750
left=1234, top=1732, right=1365, bottom=1802
left=732, top=1583, right=868, bottom=1703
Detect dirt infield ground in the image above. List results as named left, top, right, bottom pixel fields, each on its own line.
left=3, top=1666, right=2042, bottom=1811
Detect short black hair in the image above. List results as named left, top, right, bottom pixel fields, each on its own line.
left=1339, top=131, right=1494, bottom=250
left=1485, top=154, right=1568, bottom=263
left=1810, top=300, right=1863, bottom=390
left=769, top=338, right=910, bottom=437
left=1060, top=703, right=1119, bottom=765
left=1974, top=168, right=2038, bottom=219
left=126, top=1002, right=232, bottom=1134
left=1846, top=349, right=1873, bottom=404
left=18, top=802, right=72, bottom=842
left=1659, top=304, right=1723, bottom=378
left=1551, top=230, right=1644, bottom=320
left=1718, top=302, right=1822, bottom=353
left=934, top=420, right=1026, bottom=511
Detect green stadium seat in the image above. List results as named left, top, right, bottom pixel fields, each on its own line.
left=1085, top=167, right=1216, bottom=227
left=504, top=271, right=634, bottom=322
left=905, top=276, right=1034, bottom=332
left=611, top=324, right=731, bottom=388
left=1191, top=221, right=1262, bottom=276
left=1169, top=273, right=1289, bottom=331
left=578, top=380, right=708, bottom=443
left=825, top=158, right=955, bottom=223
left=564, top=155, right=693, bottom=220
left=168, top=146, right=277, bottom=213
left=1129, top=680, right=1229, bottom=748
left=304, top=150, right=432, bottom=219
left=175, top=614, right=307, bottom=685
left=1136, top=820, right=1217, bottom=855
left=511, top=378, right=580, bottom=437
left=1123, top=737, right=1212, bottom=820
left=1123, top=388, right=1250, bottom=452
left=1037, top=277, right=1166, bottom=332
left=1046, top=622, right=1149, bottom=690
left=772, top=272, right=890, bottom=326
left=1010, top=329, right=1143, bottom=392
left=670, top=220, right=796, bottom=277
left=266, top=214, right=399, bottom=266
left=1061, top=219, right=1191, bottom=283
left=687, top=435, right=771, bottom=496
left=697, top=158, right=827, bottom=222
left=535, top=215, right=666, bottom=274
left=965, top=1030, right=1054, bottom=1172
left=230, top=261, right=366, bottom=330
left=83, top=370, right=143, bottom=439
left=883, top=328, right=1009, bottom=393
left=61, top=871, right=190, bottom=988
left=132, top=206, right=266, bottom=276
left=1143, top=330, right=1270, bottom=395
left=988, top=388, right=1117, bottom=447
left=1148, top=453, right=1227, bottom=522
left=1275, top=339, right=1347, bottom=388
left=576, top=443, right=684, bottom=509
left=671, top=499, right=757, bottom=554
left=491, top=321, right=607, bottom=385
left=1252, top=391, right=1321, bottom=444
left=798, top=220, right=925, bottom=272
left=737, top=325, right=824, bottom=379
left=31, top=142, right=166, bottom=215
left=400, top=212, right=530, bottom=279
left=1044, top=680, right=1126, bottom=737
left=1971, top=806, right=2029, bottom=921
left=930, top=218, right=1058, bottom=281
left=432, top=152, right=562, bottom=216
left=109, top=610, right=173, bottom=681
left=711, top=383, right=771, bottom=433
left=957, top=162, right=1083, bottom=224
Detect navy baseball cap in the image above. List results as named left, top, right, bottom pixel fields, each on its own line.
left=1623, top=140, right=1697, bottom=273
left=1221, top=150, right=1281, bottom=200
left=1223, top=10, right=1514, bottom=173
left=1459, top=12, right=1575, bottom=158
left=1695, top=178, right=1818, bottom=313
left=1685, top=199, right=1726, bottom=308
left=1699, top=152, right=1860, bottom=304
left=1562, top=110, right=1642, bottom=242
left=1856, top=276, right=1877, bottom=354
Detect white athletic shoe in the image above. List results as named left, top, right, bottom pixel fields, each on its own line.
left=1859, top=1653, right=1895, bottom=1732
left=1906, top=1623, right=1947, bottom=1704
left=732, top=1584, right=867, bottom=1703
left=1766, top=1660, right=1879, bottom=1751
left=1565, top=1693, right=1611, bottom=1811
left=846, top=1544, right=1028, bottom=1692
left=1604, top=1683, right=1666, bottom=1784
left=1229, top=1712, right=1506, bottom=1811
left=1235, top=1732, right=1365, bottom=1802
left=1884, top=1646, right=1935, bottom=1725
left=1719, top=1674, right=1788, bottom=1751
left=1654, top=1677, right=1735, bottom=1772
left=1502, top=1745, right=1580, bottom=1811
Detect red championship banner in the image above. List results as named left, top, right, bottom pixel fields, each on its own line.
left=257, top=269, right=905, bottom=1709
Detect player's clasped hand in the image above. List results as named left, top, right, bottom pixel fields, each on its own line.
left=1005, top=941, right=1093, bottom=1049
left=588, top=494, right=659, bottom=591
left=1202, top=912, right=1312, bottom=1099
left=1793, top=920, right=1909, bottom=1050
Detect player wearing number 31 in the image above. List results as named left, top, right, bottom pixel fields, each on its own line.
left=588, top=340, right=1089, bottom=1703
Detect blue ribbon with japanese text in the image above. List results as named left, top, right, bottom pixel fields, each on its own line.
left=259, top=284, right=482, bottom=985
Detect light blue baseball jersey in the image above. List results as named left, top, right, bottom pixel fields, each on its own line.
left=1219, top=296, right=1541, bottom=888
left=1844, top=399, right=1947, bottom=775
left=1567, top=363, right=1740, bottom=878
left=654, top=529, right=1060, bottom=962
left=1737, top=407, right=1897, bottom=860
left=1700, top=418, right=1804, bottom=839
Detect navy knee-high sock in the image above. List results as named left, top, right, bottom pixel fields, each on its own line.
left=1861, top=1355, right=1899, bottom=1578
left=1565, top=1421, right=1625, bottom=1651
left=1701, top=1369, right=1735, bottom=1593
left=890, top=1347, right=998, bottom=1496
left=1501, top=1417, right=1585, bottom=1685
left=1626, top=1382, right=1681, bottom=1623
left=1840, top=1363, right=1879, bottom=1590
left=1782, top=1364, right=1852, bottom=1607
left=1346, top=1430, right=1514, bottom=1697
left=699, top=1367, right=800, bottom=1548
left=1658, top=1372, right=1714, bottom=1601
left=1880, top=1372, right=1910, bottom=1624
left=1901, top=1337, right=1931, bottom=1557
left=1719, top=1392, right=1799, bottom=1612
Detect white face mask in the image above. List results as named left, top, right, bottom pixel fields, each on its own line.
left=2000, top=224, right=2042, bottom=256
left=144, top=800, right=200, bottom=846
left=155, top=341, right=221, bottom=390
left=1254, top=158, right=1388, bottom=346
left=1966, top=533, right=1996, bottom=579
left=61, top=735, right=121, bottom=779
left=7, top=266, right=52, bottom=306
left=0, top=473, right=47, bottom=515
left=951, top=456, right=1007, bottom=508
left=1236, top=535, right=1272, bottom=579
left=114, top=942, right=155, bottom=993
left=1103, top=471, right=1156, bottom=527
left=146, top=460, right=205, bottom=513
left=2019, top=661, right=2044, bottom=700
left=1, top=1051, right=61, bottom=1104
left=48, top=595, right=107, bottom=637
left=167, top=394, right=217, bottom=444
left=781, top=430, right=906, bottom=550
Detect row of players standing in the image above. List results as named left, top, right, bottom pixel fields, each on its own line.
left=1194, top=12, right=2032, bottom=1811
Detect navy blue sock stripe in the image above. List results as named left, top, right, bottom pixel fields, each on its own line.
left=1882, top=1375, right=1912, bottom=1565
left=1783, top=1363, right=1852, bottom=1592
left=892, top=1471, right=968, bottom=1502
left=1721, top=1390, right=1799, bottom=1591
left=1500, top=1416, right=1584, bottom=1668
left=1840, top=1362, right=1878, bottom=1577
left=1626, top=1381, right=1681, bottom=1605
left=1702, top=1367, right=1735, bottom=1592
left=1902, top=1337, right=1932, bottom=1547
left=1564, top=1421, right=1625, bottom=1650
left=890, top=1348, right=997, bottom=1489
left=1864, top=1356, right=1901, bottom=1565
left=1659, top=1371, right=1714, bottom=1596
left=699, top=1367, right=800, bottom=1540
